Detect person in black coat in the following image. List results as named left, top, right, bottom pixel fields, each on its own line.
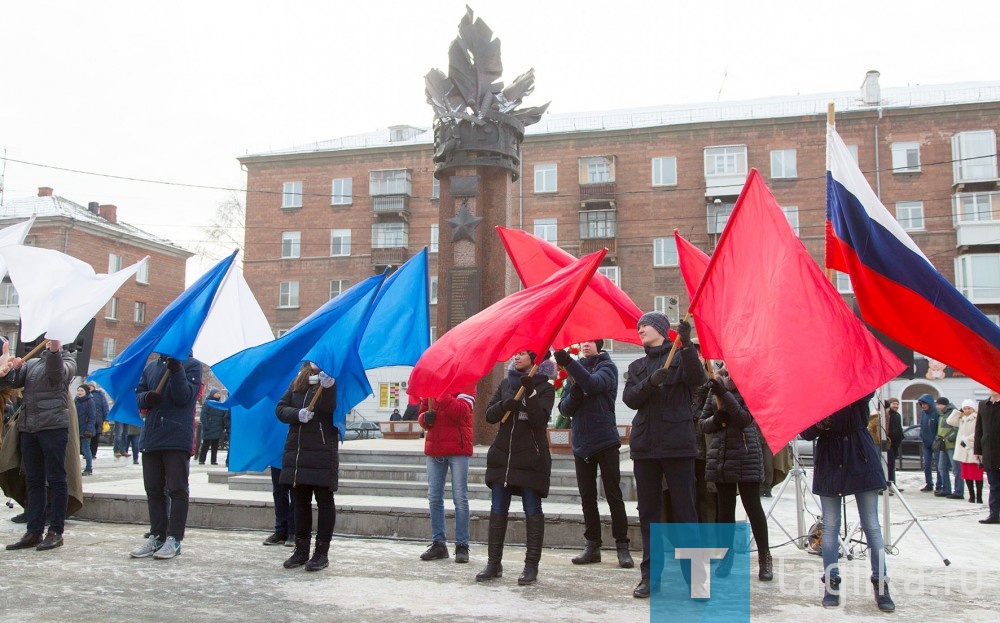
left=884, top=398, right=904, bottom=488
left=75, top=385, right=96, bottom=476
left=477, top=350, right=554, bottom=586
left=88, top=383, right=109, bottom=460
left=975, top=390, right=1000, bottom=524
left=800, top=393, right=893, bottom=612
left=197, top=388, right=228, bottom=465
left=623, top=313, right=706, bottom=598
left=697, top=367, right=771, bottom=581
left=276, top=362, right=337, bottom=572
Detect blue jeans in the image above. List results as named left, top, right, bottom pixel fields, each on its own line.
left=937, top=449, right=954, bottom=495
left=80, top=436, right=93, bottom=472
left=20, top=428, right=69, bottom=535
left=820, top=491, right=887, bottom=581
left=950, top=450, right=964, bottom=497
left=127, top=435, right=140, bottom=463
left=922, top=445, right=940, bottom=489
left=426, top=455, right=469, bottom=546
left=112, top=422, right=127, bottom=454
left=490, top=482, right=543, bottom=516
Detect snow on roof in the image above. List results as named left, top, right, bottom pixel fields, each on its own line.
left=244, top=80, right=1000, bottom=158
left=0, top=195, right=191, bottom=256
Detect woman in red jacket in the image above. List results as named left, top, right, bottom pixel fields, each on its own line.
left=417, top=392, right=474, bottom=564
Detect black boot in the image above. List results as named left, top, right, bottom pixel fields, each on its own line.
left=305, top=539, right=329, bottom=571
left=6, top=532, right=43, bottom=550
left=476, top=513, right=507, bottom=582
left=572, top=540, right=601, bottom=565
left=758, top=550, right=773, bottom=581
left=977, top=480, right=984, bottom=503
left=968, top=480, right=976, bottom=503
left=872, top=577, right=895, bottom=612
left=518, top=514, right=544, bottom=586
left=822, top=575, right=841, bottom=608
left=283, top=537, right=310, bottom=569
left=616, top=541, right=634, bottom=568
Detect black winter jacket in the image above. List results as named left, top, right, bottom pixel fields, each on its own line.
left=277, top=383, right=339, bottom=490
left=698, top=389, right=764, bottom=484
left=801, top=394, right=886, bottom=497
left=137, top=357, right=202, bottom=453
left=975, top=397, right=1000, bottom=470
left=558, top=352, right=620, bottom=460
left=1, top=349, right=76, bottom=433
left=623, top=343, right=706, bottom=460
left=484, top=365, right=554, bottom=497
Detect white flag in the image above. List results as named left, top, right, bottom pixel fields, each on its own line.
left=0, top=245, right=148, bottom=342
left=192, top=263, right=273, bottom=366
left=0, top=217, right=36, bottom=278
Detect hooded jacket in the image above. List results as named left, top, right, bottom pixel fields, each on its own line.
left=557, top=351, right=620, bottom=460
left=801, top=393, right=886, bottom=497
left=276, top=380, right=339, bottom=490
left=917, top=393, right=939, bottom=447
left=75, top=391, right=96, bottom=437
left=199, top=389, right=228, bottom=441
left=418, top=393, right=474, bottom=457
left=137, top=356, right=202, bottom=453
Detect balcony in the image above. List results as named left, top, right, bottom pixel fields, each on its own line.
left=371, top=247, right=409, bottom=267
left=956, top=221, right=1000, bottom=247
left=579, top=181, right=617, bottom=204
left=372, top=195, right=410, bottom=215
left=579, top=237, right=617, bottom=257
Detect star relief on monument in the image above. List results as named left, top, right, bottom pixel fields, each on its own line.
left=447, top=200, right=484, bottom=243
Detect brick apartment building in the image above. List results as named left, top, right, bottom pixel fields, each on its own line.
left=0, top=187, right=192, bottom=377
left=240, top=74, right=1000, bottom=425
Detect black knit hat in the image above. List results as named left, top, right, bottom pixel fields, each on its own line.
left=637, top=312, right=670, bottom=338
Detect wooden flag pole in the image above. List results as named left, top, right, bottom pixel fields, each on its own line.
left=500, top=363, right=539, bottom=424
left=307, top=385, right=324, bottom=410
left=659, top=311, right=692, bottom=371
left=22, top=339, right=51, bottom=361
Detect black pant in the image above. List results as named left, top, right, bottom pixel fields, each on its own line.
left=20, top=429, right=69, bottom=535
left=886, top=447, right=898, bottom=482
left=715, top=481, right=769, bottom=553
left=634, top=457, right=697, bottom=579
left=90, top=432, right=101, bottom=459
left=695, top=457, right=717, bottom=523
left=199, top=439, right=219, bottom=464
left=142, top=450, right=191, bottom=541
left=293, top=484, right=335, bottom=542
left=574, top=445, right=629, bottom=544
left=271, top=467, right=295, bottom=534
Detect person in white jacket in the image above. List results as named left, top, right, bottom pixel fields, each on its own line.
left=948, top=399, right=985, bottom=504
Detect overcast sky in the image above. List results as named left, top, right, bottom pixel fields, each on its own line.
left=2, top=0, right=997, bottom=278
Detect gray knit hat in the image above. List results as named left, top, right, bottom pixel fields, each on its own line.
left=637, top=312, right=670, bottom=338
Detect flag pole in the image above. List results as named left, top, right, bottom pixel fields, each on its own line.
left=307, top=386, right=323, bottom=410
left=22, top=339, right=51, bottom=361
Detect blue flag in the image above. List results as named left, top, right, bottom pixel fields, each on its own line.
left=89, top=250, right=238, bottom=426
left=358, top=247, right=430, bottom=369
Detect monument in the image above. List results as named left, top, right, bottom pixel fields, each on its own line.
left=426, top=8, right=548, bottom=444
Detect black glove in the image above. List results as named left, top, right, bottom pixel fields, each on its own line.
left=677, top=320, right=692, bottom=347
left=553, top=349, right=573, bottom=367
left=502, top=398, right=521, bottom=413
left=709, top=377, right=728, bottom=396
left=145, top=391, right=162, bottom=408
left=650, top=368, right=669, bottom=387
left=423, top=409, right=436, bottom=427
left=570, top=382, right=584, bottom=399
left=520, top=374, right=535, bottom=392
left=714, top=409, right=731, bottom=426
left=166, top=357, right=182, bottom=373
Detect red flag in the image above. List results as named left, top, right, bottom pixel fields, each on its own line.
left=407, top=249, right=607, bottom=400
left=496, top=226, right=659, bottom=347
left=673, top=231, right=722, bottom=359
left=690, top=169, right=904, bottom=451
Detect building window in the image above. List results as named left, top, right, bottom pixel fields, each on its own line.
left=372, top=222, right=408, bottom=248
left=430, top=326, right=437, bottom=342
left=378, top=381, right=407, bottom=409
left=579, top=157, right=614, bottom=184
left=534, top=163, right=557, bottom=193
left=108, top=253, right=122, bottom=273
left=896, top=201, right=924, bottom=231
left=2, top=283, right=18, bottom=306
left=429, top=224, right=439, bottom=253
left=580, top=210, right=616, bottom=239
left=281, top=231, right=301, bottom=258
left=602, top=339, right=614, bottom=352
left=330, top=229, right=351, bottom=257
left=847, top=144, right=860, bottom=165
left=105, top=297, right=118, bottom=320
left=134, top=302, right=146, bottom=323
left=276, top=329, right=288, bottom=338
left=704, top=145, right=748, bottom=177
left=331, top=178, right=353, bottom=205
left=534, top=218, right=557, bottom=244
left=770, top=149, right=798, bottom=179
left=835, top=271, right=853, bottom=294
left=369, top=169, right=411, bottom=195
left=102, top=337, right=117, bottom=361
left=651, top=157, right=677, bottom=186
left=278, top=282, right=299, bottom=308
left=429, top=276, right=438, bottom=305
left=136, top=260, right=149, bottom=284
left=891, top=141, right=921, bottom=173
left=329, top=279, right=349, bottom=299
left=597, top=266, right=620, bottom=287
left=955, top=192, right=997, bottom=223
left=987, top=314, right=1000, bottom=327
left=653, top=237, right=678, bottom=267
left=282, top=181, right=303, bottom=208
left=956, top=254, right=1000, bottom=301
left=707, top=201, right=735, bottom=234
left=952, top=130, right=998, bottom=183
left=782, top=206, right=800, bottom=235
left=654, top=295, right=680, bottom=324
left=431, top=177, right=440, bottom=200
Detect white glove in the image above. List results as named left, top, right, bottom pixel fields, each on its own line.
left=298, top=409, right=314, bottom=423
left=318, top=371, right=335, bottom=389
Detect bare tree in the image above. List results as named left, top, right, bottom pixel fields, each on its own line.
left=194, top=190, right=246, bottom=265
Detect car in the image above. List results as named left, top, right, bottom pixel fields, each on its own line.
left=344, top=421, right=383, bottom=441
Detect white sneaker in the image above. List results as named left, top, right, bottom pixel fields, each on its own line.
left=153, top=536, right=181, bottom=559
left=130, top=535, right=162, bottom=558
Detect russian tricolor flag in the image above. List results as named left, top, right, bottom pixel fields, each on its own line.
left=826, top=125, right=1000, bottom=392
